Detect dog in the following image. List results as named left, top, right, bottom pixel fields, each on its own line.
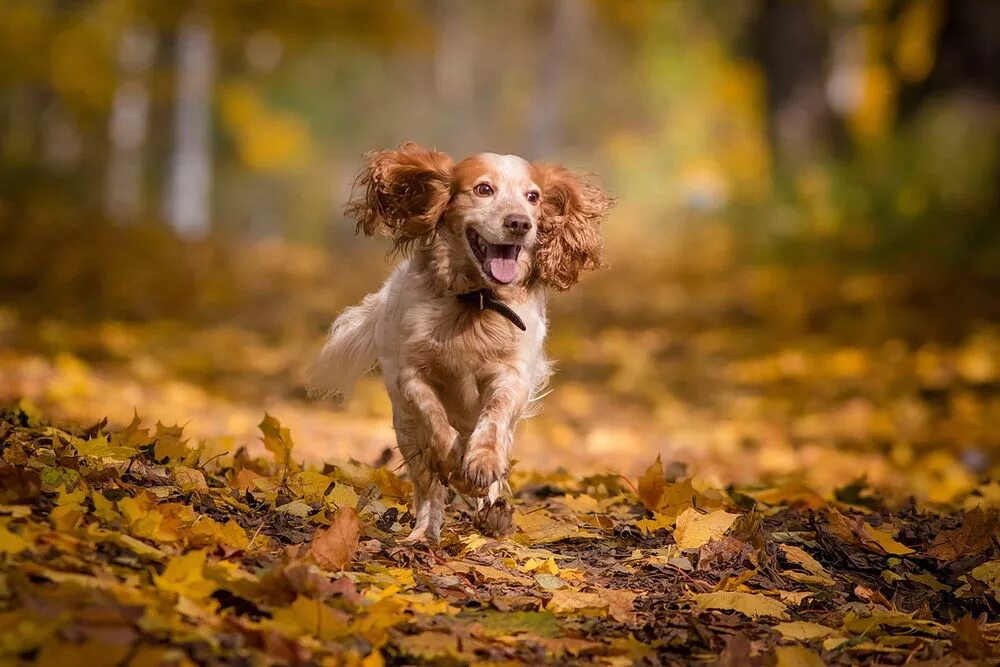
left=308, top=143, right=612, bottom=542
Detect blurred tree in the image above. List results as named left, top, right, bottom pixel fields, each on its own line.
left=748, top=0, right=845, bottom=165
left=164, top=12, right=214, bottom=239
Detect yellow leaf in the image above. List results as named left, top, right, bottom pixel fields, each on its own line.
left=773, top=621, right=840, bottom=641
left=691, top=591, right=789, bottom=620
left=0, top=520, right=30, bottom=554
left=861, top=523, right=914, bottom=556
left=50, top=503, right=83, bottom=531
left=514, top=510, right=598, bottom=544
left=673, top=508, right=740, bottom=549
left=326, top=483, right=360, bottom=510
left=775, top=646, right=825, bottom=667
left=154, top=422, right=190, bottom=462
left=271, top=595, right=350, bottom=641
left=153, top=550, right=216, bottom=600
left=259, top=413, right=294, bottom=470
left=635, top=512, right=675, bottom=534
left=35, top=639, right=130, bottom=667
left=968, top=560, right=1000, bottom=599
left=779, top=544, right=835, bottom=585
left=91, top=493, right=118, bottom=522
left=546, top=590, right=608, bottom=617
left=173, top=466, right=208, bottom=493
left=637, top=456, right=666, bottom=510
left=293, top=470, right=335, bottom=502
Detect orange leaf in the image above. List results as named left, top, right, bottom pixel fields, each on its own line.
left=309, top=508, right=359, bottom=571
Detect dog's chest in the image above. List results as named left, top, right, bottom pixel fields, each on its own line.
left=407, top=302, right=521, bottom=376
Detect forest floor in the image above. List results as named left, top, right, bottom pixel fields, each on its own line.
left=1, top=239, right=998, bottom=665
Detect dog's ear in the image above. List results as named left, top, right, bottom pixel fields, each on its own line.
left=346, top=143, right=453, bottom=252
left=532, top=163, right=613, bottom=290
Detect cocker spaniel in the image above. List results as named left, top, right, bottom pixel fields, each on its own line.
left=308, top=143, right=612, bottom=542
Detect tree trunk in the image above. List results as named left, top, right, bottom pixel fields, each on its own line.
left=164, top=14, right=214, bottom=239
left=750, top=0, right=841, bottom=165
left=105, top=24, right=156, bottom=223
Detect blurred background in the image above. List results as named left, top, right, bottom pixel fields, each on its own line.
left=0, top=0, right=997, bottom=505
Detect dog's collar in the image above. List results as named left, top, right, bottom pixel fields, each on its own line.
left=455, top=289, right=526, bottom=332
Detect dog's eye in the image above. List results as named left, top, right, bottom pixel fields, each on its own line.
left=473, top=183, right=494, bottom=197
left=526, top=191, right=540, bottom=204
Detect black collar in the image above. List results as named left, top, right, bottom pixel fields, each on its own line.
left=455, top=288, right=527, bottom=332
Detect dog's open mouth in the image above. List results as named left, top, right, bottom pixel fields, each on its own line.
left=467, top=229, right=521, bottom=285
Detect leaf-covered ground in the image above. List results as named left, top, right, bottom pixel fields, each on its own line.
left=1, top=404, right=998, bottom=666
left=1, top=240, right=998, bottom=664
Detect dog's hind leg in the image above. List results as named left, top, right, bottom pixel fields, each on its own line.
left=395, top=417, right=448, bottom=544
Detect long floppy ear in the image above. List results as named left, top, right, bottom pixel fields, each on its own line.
left=533, top=163, right=614, bottom=290
left=345, top=142, right=453, bottom=253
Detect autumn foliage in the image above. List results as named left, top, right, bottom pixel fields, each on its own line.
left=1, top=403, right=998, bottom=665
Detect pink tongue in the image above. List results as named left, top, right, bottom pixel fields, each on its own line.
left=486, top=258, right=518, bottom=284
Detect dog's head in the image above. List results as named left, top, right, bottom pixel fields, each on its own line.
left=347, top=143, right=612, bottom=291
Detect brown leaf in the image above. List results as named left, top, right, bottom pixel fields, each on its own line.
left=926, top=508, right=999, bottom=562
left=826, top=509, right=913, bottom=555
left=259, top=413, right=295, bottom=471
left=952, top=614, right=993, bottom=659
left=637, top=455, right=666, bottom=510
left=309, top=507, right=359, bottom=571
left=854, top=584, right=892, bottom=609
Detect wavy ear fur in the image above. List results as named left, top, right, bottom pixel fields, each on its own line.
left=533, top=163, right=613, bottom=290
left=346, top=143, right=453, bottom=253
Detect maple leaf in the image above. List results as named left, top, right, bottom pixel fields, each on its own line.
left=153, top=550, right=217, bottom=600
left=309, top=507, right=360, bottom=571
left=259, top=413, right=295, bottom=473
left=637, top=456, right=666, bottom=510
left=154, top=422, right=190, bottom=462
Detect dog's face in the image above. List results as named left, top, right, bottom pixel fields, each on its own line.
left=447, top=153, right=540, bottom=287
left=347, top=143, right=612, bottom=291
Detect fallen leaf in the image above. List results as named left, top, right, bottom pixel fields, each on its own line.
left=952, top=615, right=993, bottom=659
left=673, top=508, right=740, bottom=550
left=926, top=508, right=998, bottom=562
left=826, top=509, right=914, bottom=555
left=153, top=550, right=216, bottom=600
left=514, top=510, right=598, bottom=544
left=309, top=507, right=359, bottom=571
left=773, top=621, right=841, bottom=641
left=691, top=591, right=789, bottom=620
left=637, top=456, right=667, bottom=510
left=259, top=413, right=295, bottom=471
left=546, top=590, right=608, bottom=617
left=172, top=465, right=208, bottom=493
left=774, top=646, right=824, bottom=667
left=0, top=520, right=30, bottom=554
left=779, top=544, right=835, bottom=585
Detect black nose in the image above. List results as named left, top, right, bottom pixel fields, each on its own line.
left=503, top=214, right=532, bottom=235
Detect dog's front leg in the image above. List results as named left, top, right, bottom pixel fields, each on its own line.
left=462, top=364, right=529, bottom=496
left=398, top=368, right=461, bottom=480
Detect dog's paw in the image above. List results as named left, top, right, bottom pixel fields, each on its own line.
left=460, top=446, right=505, bottom=496
left=474, top=497, right=515, bottom=538
left=398, top=525, right=441, bottom=545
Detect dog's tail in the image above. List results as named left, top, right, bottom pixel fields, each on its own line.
left=306, top=285, right=386, bottom=402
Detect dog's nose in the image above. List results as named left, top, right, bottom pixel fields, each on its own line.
left=503, top=214, right=532, bottom=235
